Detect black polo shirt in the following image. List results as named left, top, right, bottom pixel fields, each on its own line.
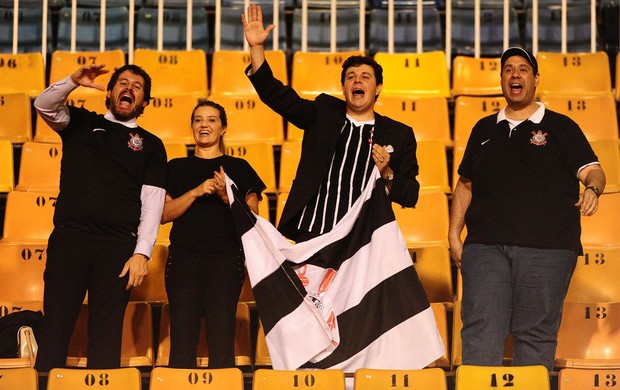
left=459, top=105, right=598, bottom=254
left=54, top=106, right=167, bottom=242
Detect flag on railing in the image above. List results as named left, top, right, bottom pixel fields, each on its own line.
left=227, top=168, right=444, bottom=371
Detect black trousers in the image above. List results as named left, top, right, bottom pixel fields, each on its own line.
left=165, top=246, right=244, bottom=368
left=35, top=228, right=133, bottom=371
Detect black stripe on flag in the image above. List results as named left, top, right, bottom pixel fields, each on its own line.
left=301, top=265, right=429, bottom=368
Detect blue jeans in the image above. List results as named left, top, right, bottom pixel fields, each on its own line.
left=461, top=244, right=577, bottom=371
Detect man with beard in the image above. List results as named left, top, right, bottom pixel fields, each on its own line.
left=33, top=64, right=167, bottom=370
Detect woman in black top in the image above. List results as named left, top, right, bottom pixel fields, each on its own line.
left=162, top=101, right=266, bottom=368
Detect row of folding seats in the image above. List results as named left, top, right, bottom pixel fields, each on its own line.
left=0, top=1, right=607, bottom=55
left=1, top=50, right=618, bottom=146
left=1, top=296, right=619, bottom=377
left=2, top=190, right=620, bottom=305
left=4, top=365, right=620, bottom=389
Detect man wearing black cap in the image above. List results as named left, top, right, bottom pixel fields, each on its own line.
left=448, top=47, right=606, bottom=370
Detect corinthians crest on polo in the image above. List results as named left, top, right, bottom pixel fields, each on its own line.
left=530, top=130, right=548, bottom=146
left=128, top=133, right=144, bottom=151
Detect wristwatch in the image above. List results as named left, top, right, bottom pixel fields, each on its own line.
left=384, top=170, right=394, bottom=181
left=585, top=186, right=601, bottom=197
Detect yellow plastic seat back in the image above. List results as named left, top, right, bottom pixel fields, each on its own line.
left=211, top=50, right=288, bottom=96
left=17, top=142, right=62, bottom=192
left=0, top=53, right=45, bottom=97
left=416, top=140, right=450, bottom=193
left=567, top=245, right=620, bottom=303
left=291, top=51, right=363, bottom=96
left=0, top=140, right=14, bottom=192
left=0, top=242, right=47, bottom=301
left=558, top=368, right=620, bottom=390
left=278, top=141, right=302, bottom=193
left=453, top=96, right=505, bottom=150
left=374, top=51, right=450, bottom=98
left=2, top=190, right=57, bottom=244
left=226, top=142, right=277, bottom=194
left=252, top=368, right=345, bottom=390
left=452, top=56, right=503, bottom=97
left=47, top=367, right=142, bottom=390
left=580, top=192, right=620, bottom=246
left=536, top=51, right=611, bottom=97
left=134, top=49, right=208, bottom=98
left=150, top=367, right=244, bottom=390
left=137, top=93, right=200, bottom=145
left=0, top=367, right=39, bottom=388
left=354, top=367, right=447, bottom=390
left=0, top=93, right=32, bottom=143
left=455, top=365, right=550, bottom=390
left=374, top=95, right=451, bottom=147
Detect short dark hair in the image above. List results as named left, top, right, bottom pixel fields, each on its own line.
left=105, top=64, right=153, bottom=115
left=340, top=55, right=384, bottom=86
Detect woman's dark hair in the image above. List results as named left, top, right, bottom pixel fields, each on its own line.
left=191, top=100, right=228, bottom=154
left=105, top=64, right=153, bottom=116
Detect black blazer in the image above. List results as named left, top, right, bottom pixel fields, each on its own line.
left=248, top=61, right=420, bottom=240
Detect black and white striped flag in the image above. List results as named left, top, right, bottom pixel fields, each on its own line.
left=227, top=168, right=444, bottom=371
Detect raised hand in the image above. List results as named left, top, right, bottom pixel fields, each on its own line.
left=241, top=4, right=275, bottom=48
left=70, top=64, right=109, bottom=91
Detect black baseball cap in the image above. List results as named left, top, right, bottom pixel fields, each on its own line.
left=500, top=47, right=539, bottom=75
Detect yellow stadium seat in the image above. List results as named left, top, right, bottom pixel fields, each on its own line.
left=455, top=364, right=550, bottom=390
left=428, top=302, right=451, bottom=369
left=452, top=56, right=503, bottom=97
left=254, top=321, right=271, bottom=368
left=156, top=302, right=252, bottom=367
left=580, top=192, right=620, bottom=246
left=374, top=51, right=450, bottom=98
left=0, top=53, right=45, bottom=97
left=278, top=141, right=302, bottom=193
left=374, top=95, right=452, bottom=147
left=35, top=95, right=108, bottom=143
left=49, top=50, right=126, bottom=86
left=0, top=242, right=47, bottom=301
left=410, top=245, right=453, bottom=305
left=129, top=244, right=168, bottom=304
left=66, top=302, right=154, bottom=368
left=133, top=49, right=208, bottom=98
left=252, top=368, right=345, bottom=390
left=558, top=368, right=620, bottom=390
left=150, top=367, right=245, bottom=390
left=207, top=94, right=285, bottom=146
left=291, top=51, right=363, bottom=96
left=164, top=143, right=188, bottom=161
left=566, top=245, right=620, bottom=303
left=1, top=190, right=57, bottom=244
left=588, top=139, right=620, bottom=193
left=47, top=367, right=142, bottom=390
left=226, top=142, right=277, bottom=194
left=539, top=94, right=619, bottom=142
left=536, top=51, right=612, bottom=97
left=16, top=142, right=62, bottom=192
left=0, top=367, right=39, bottom=388
left=453, top=96, right=505, bottom=150
left=211, top=50, right=288, bottom=96
left=555, top=302, right=620, bottom=369
left=0, top=93, right=32, bottom=144
left=354, top=367, right=447, bottom=390
left=416, top=140, right=450, bottom=193
left=0, top=140, right=14, bottom=192
left=392, top=191, right=449, bottom=248
left=137, top=93, right=201, bottom=145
